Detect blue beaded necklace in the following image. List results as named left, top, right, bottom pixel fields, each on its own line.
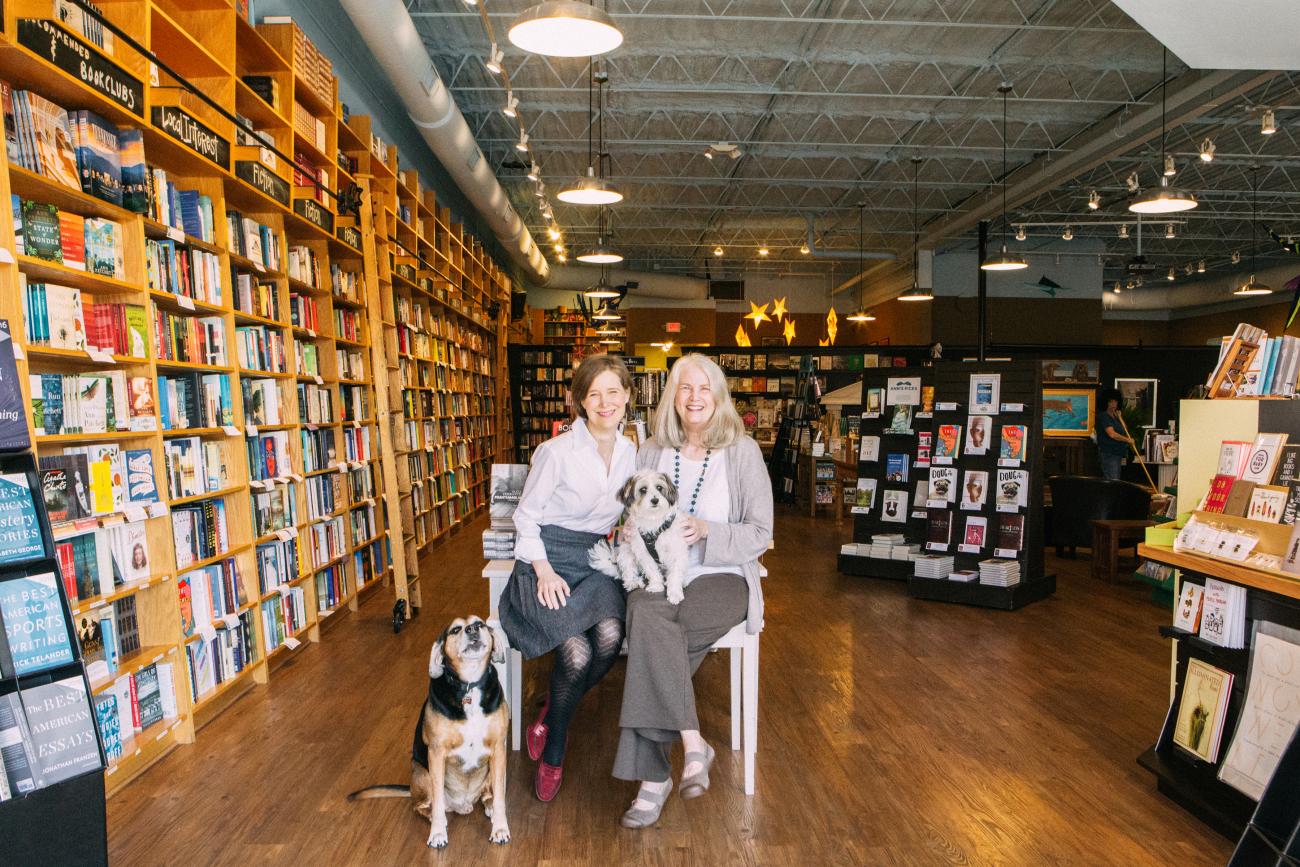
left=673, top=447, right=713, bottom=515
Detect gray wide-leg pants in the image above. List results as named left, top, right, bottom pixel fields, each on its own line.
left=612, top=572, right=748, bottom=782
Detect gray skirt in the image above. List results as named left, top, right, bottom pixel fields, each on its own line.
left=499, top=524, right=626, bottom=660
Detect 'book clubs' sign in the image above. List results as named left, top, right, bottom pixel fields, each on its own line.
left=18, top=19, right=144, bottom=117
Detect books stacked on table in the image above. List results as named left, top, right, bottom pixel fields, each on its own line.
left=978, top=558, right=1021, bottom=587
left=914, top=554, right=954, bottom=579
left=949, top=569, right=978, bottom=582
left=482, top=529, right=516, bottom=560
left=869, top=533, right=906, bottom=559
left=890, top=543, right=920, bottom=562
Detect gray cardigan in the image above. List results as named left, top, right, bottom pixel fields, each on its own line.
left=638, top=436, right=773, bottom=634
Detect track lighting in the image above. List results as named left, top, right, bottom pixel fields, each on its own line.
left=1232, top=250, right=1241, bottom=264
left=1088, top=190, right=1100, bottom=210
left=558, top=253, right=567, bottom=263
left=527, top=163, right=540, bottom=182
left=1126, top=279, right=1135, bottom=289
left=534, top=181, right=546, bottom=198
left=1118, top=224, right=1129, bottom=239
left=553, top=242, right=564, bottom=253
left=1167, top=267, right=1176, bottom=281
left=799, top=244, right=809, bottom=255
left=1015, top=225, right=1026, bottom=241
left=1062, top=225, right=1073, bottom=241
left=1113, top=282, right=1122, bottom=294
left=485, top=43, right=504, bottom=75
left=705, top=142, right=743, bottom=161
left=1199, top=138, right=1215, bottom=162
left=515, top=130, right=529, bottom=152
left=1126, top=172, right=1140, bottom=193
left=508, top=1, right=624, bottom=58
left=1163, top=154, right=1177, bottom=177
left=503, top=92, right=519, bottom=118
left=703, top=149, right=713, bottom=160
left=1165, top=223, right=1176, bottom=240
left=1184, top=264, right=1194, bottom=276
left=758, top=246, right=769, bottom=257
left=1262, top=109, right=1277, bottom=136
left=1197, top=259, right=1206, bottom=273
left=548, top=226, right=561, bottom=241
left=713, top=246, right=723, bottom=257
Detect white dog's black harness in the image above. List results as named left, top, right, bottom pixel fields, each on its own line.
left=638, top=513, right=678, bottom=569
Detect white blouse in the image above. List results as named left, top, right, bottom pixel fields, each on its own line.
left=658, top=448, right=743, bottom=585
left=513, top=417, right=637, bottom=563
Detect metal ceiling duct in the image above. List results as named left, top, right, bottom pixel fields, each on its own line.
left=339, top=0, right=550, bottom=284
left=1105, top=262, right=1300, bottom=312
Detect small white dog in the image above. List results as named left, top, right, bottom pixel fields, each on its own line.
left=589, top=470, right=690, bottom=604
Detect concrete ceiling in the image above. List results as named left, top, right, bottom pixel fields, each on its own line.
left=407, top=0, right=1300, bottom=305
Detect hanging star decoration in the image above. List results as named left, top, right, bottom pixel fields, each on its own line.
left=745, top=301, right=770, bottom=328
left=770, top=296, right=788, bottom=322
left=734, top=324, right=751, bottom=347
left=783, top=318, right=796, bottom=345
left=818, top=337, right=829, bottom=347
left=825, top=307, right=838, bottom=345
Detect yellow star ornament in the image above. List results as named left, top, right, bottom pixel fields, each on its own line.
left=770, top=296, right=788, bottom=322
left=818, top=337, right=829, bottom=347
left=734, top=324, right=751, bottom=347
left=745, top=301, right=770, bottom=328
left=783, top=318, right=796, bottom=345
left=825, top=307, right=838, bottom=345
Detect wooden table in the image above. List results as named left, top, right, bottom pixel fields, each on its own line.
left=1090, top=518, right=1157, bottom=582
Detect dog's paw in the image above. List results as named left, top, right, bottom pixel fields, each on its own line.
left=489, top=825, right=511, bottom=845
left=667, top=587, right=684, bottom=605
left=427, top=830, right=448, bottom=849
left=621, top=576, right=644, bottom=592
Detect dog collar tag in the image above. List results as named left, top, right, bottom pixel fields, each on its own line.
left=462, top=696, right=473, bottom=706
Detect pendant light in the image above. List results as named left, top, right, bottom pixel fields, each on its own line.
left=1234, top=166, right=1273, bottom=296
left=901, top=157, right=935, bottom=299
left=559, top=63, right=623, bottom=205
left=583, top=265, right=620, bottom=299
left=1129, top=50, right=1198, bottom=214
left=508, top=1, right=623, bottom=58
left=591, top=305, right=622, bottom=320
left=981, top=84, right=1028, bottom=271
left=577, top=206, right=623, bottom=263
left=847, top=310, right=876, bottom=322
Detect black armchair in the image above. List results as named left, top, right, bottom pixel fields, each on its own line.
left=1046, top=475, right=1152, bottom=556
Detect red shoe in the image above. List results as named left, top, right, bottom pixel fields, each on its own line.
left=526, top=695, right=550, bottom=762
left=535, top=761, right=563, bottom=802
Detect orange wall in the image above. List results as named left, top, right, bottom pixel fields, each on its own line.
left=625, top=307, right=717, bottom=346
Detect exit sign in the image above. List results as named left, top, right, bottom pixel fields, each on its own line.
left=665, top=322, right=682, bottom=333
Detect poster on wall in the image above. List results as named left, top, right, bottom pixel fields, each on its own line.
left=1043, top=388, right=1095, bottom=437
left=1042, top=359, right=1100, bottom=385
left=1115, top=377, right=1158, bottom=428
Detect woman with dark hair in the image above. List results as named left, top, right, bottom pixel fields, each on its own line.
left=498, top=353, right=636, bottom=802
left=1097, top=389, right=1132, bottom=480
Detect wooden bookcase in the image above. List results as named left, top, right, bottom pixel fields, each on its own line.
left=508, top=345, right=572, bottom=465
left=0, top=1, right=509, bottom=795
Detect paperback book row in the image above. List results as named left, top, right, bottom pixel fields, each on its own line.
left=261, top=586, right=308, bottom=652
left=22, top=281, right=146, bottom=357
left=12, top=197, right=125, bottom=280
left=184, top=612, right=256, bottom=704
left=30, top=371, right=156, bottom=436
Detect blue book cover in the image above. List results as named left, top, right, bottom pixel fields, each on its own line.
left=178, top=189, right=202, bottom=239
left=124, top=448, right=159, bottom=503
left=94, top=693, right=122, bottom=761
left=118, top=127, right=148, bottom=214
left=885, top=453, right=910, bottom=484
left=0, top=320, right=30, bottom=451
left=10, top=193, right=23, bottom=255
left=73, top=110, right=122, bottom=206
left=0, top=472, right=43, bottom=562
left=0, top=572, right=74, bottom=674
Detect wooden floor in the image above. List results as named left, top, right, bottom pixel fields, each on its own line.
left=107, top=508, right=1235, bottom=866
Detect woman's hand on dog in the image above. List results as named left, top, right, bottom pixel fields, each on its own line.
left=534, top=561, right=571, bottom=609
left=681, top=516, right=708, bottom=546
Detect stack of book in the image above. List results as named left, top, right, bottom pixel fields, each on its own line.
left=978, top=559, right=1021, bottom=587
left=483, top=465, right=526, bottom=559
left=868, top=533, right=906, bottom=559
left=890, top=543, right=920, bottom=562
left=948, top=569, right=978, bottom=582
left=914, top=554, right=954, bottom=579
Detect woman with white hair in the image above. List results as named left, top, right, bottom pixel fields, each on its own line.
left=614, top=353, right=773, bottom=827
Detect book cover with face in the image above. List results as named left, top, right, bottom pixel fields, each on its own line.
left=960, top=470, right=989, bottom=510
left=927, top=467, right=957, bottom=506
left=965, top=415, right=992, bottom=454
left=995, top=469, right=1029, bottom=509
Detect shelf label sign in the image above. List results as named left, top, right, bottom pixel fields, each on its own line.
left=294, top=197, right=334, bottom=234
left=337, top=224, right=362, bottom=251
left=235, top=160, right=290, bottom=206
left=18, top=19, right=144, bottom=116
left=152, top=105, right=230, bottom=169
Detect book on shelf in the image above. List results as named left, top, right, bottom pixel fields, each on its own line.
left=959, top=470, right=988, bottom=510
left=880, top=490, right=907, bottom=523
left=1200, top=474, right=1236, bottom=513
left=884, top=453, right=909, bottom=483
left=0, top=572, right=74, bottom=677
left=1172, top=582, right=1204, bottom=632
left=934, top=425, right=962, bottom=462
left=994, top=469, right=1029, bottom=511
left=1241, top=432, right=1288, bottom=485
left=1246, top=485, right=1287, bottom=523
left=1199, top=578, right=1247, bottom=649
left=926, top=466, right=957, bottom=506
left=1221, top=479, right=1256, bottom=517
left=1173, top=658, right=1234, bottom=763
left=926, top=509, right=952, bottom=547
left=1218, top=627, right=1300, bottom=799
left=850, top=478, right=876, bottom=514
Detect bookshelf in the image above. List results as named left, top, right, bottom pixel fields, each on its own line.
left=0, top=1, right=509, bottom=794
left=509, top=345, right=572, bottom=465
left=542, top=307, right=598, bottom=354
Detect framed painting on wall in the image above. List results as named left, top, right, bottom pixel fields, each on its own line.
left=1115, top=377, right=1158, bottom=428
left=1043, top=388, right=1096, bottom=437
left=1041, top=359, right=1100, bottom=384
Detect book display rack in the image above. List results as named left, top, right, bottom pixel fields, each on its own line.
left=0, top=2, right=509, bottom=796
left=769, top=356, right=821, bottom=503
left=838, top=366, right=933, bottom=580
left=907, top=360, right=1055, bottom=609
left=0, top=405, right=109, bottom=863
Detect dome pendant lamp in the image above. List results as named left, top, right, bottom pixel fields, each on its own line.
left=1234, top=166, right=1273, bottom=296
left=577, top=206, right=623, bottom=264
left=981, top=84, right=1028, bottom=271
left=900, top=157, right=935, bottom=300
left=1129, top=50, right=1198, bottom=215
left=559, top=63, right=623, bottom=205
left=508, top=1, right=623, bottom=58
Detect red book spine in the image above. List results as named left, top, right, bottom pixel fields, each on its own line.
left=129, top=671, right=141, bottom=729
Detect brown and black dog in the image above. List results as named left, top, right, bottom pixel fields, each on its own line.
left=349, top=616, right=510, bottom=849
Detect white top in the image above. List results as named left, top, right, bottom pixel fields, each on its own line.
left=513, top=417, right=637, bottom=563
left=659, top=448, right=743, bottom=585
